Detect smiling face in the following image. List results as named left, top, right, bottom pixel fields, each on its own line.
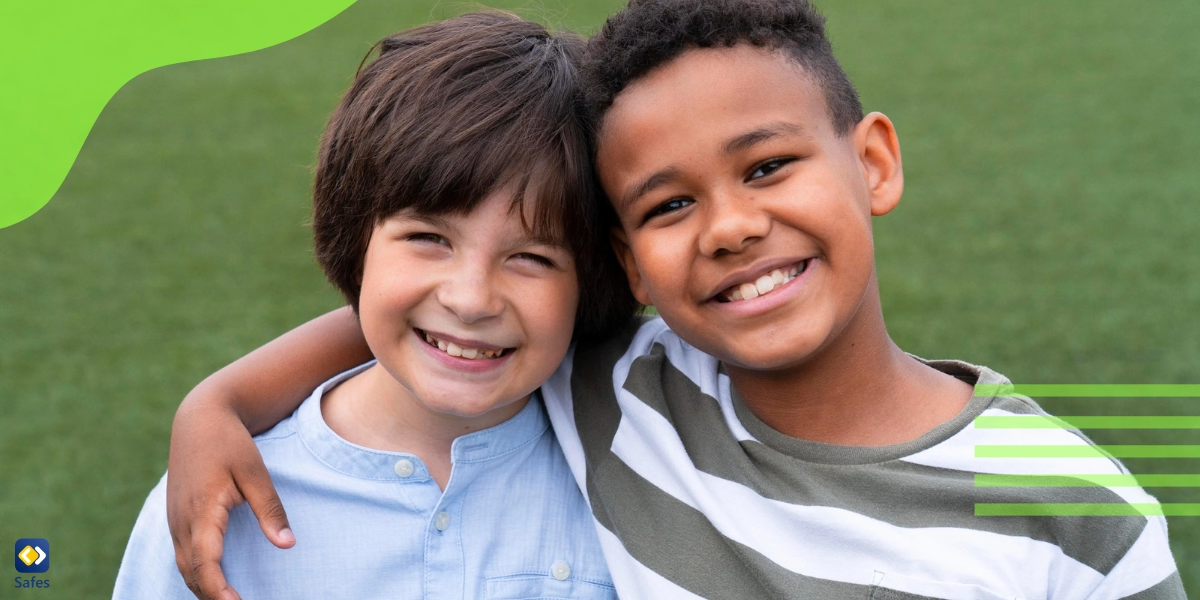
left=598, top=45, right=903, bottom=372
left=357, top=189, right=579, bottom=422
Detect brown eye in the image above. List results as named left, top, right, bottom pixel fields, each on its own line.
left=407, top=233, right=449, bottom=246
left=513, top=252, right=556, bottom=268
left=748, top=158, right=794, bottom=181
left=644, top=197, right=694, bottom=223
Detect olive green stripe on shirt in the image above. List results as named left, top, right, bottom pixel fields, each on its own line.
left=618, top=345, right=1145, bottom=575
left=1121, top=571, right=1187, bottom=600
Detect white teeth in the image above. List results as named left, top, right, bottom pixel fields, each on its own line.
left=721, top=261, right=808, bottom=303
left=421, top=331, right=504, bottom=360
left=740, top=283, right=759, bottom=300
left=755, top=275, right=774, bottom=295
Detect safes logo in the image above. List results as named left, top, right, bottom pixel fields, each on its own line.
left=14, top=539, right=49, bottom=574
left=13, top=539, right=50, bottom=590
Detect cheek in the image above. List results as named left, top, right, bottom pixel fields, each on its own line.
left=515, top=272, right=580, bottom=345
left=630, top=235, right=688, bottom=296
left=358, top=262, right=427, bottom=334
left=356, top=286, right=410, bottom=348
left=829, top=206, right=875, bottom=272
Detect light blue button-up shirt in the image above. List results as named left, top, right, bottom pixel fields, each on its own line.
left=113, top=363, right=615, bottom=599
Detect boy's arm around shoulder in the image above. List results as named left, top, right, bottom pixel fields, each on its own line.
left=167, top=306, right=372, bottom=600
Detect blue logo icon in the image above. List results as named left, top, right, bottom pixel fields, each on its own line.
left=14, top=539, right=49, bottom=573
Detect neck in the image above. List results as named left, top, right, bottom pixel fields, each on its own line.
left=321, top=364, right=529, bottom=488
left=725, top=284, right=972, bottom=447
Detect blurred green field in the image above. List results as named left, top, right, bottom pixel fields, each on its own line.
left=2, top=0, right=1197, bottom=597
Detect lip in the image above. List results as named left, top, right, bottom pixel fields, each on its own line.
left=414, top=329, right=515, bottom=373
left=706, top=256, right=814, bottom=301
left=706, top=257, right=817, bottom=317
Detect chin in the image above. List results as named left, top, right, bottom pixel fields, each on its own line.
left=721, top=351, right=805, bottom=372
left=716, top=335, right=828, bottom=372
left=426, top=395, right=507, bottom=418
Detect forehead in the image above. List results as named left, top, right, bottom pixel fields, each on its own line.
left=595, top=45, right=834, bottom=198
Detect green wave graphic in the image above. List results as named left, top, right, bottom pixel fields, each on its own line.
left=0, top=0, right=357, bottom=229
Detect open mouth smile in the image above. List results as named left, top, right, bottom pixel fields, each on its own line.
left=715, top=259, right=810, bottom=303
left=415, top=329, right=512, bottom=360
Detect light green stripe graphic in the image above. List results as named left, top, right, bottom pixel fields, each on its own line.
left=974, top=384, right=1200, bottom=397
left=975, top=416, right=1200, bottom=429
left=975, top=474, right=1200, bottom=487
left=0, top=0, right=357, bottom=229
left=975, top=503, right=1200, bottom=517
left=975, top=445, right=1200, bottom=458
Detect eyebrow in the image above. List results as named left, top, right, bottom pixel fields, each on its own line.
left=722, top=121, right=808, bottom=155
left=618, top=166, right=682, bottom=211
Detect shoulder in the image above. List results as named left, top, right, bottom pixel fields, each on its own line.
left=910, top=359, right=1183, bottom=596
left=919, top=358, right=1132, bottom=476
left=573, top=315, right=664, bottom=368
left=571, top=315, right=713, bottom=389
left=252, top=415, right=300, bottom=452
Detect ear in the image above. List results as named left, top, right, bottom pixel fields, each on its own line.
left=852, top=112, right=904, bottom=217
left=610, top=226, right=654, bottom=307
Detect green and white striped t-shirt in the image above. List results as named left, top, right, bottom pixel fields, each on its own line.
left=541, top=317, right=1185, bottom=600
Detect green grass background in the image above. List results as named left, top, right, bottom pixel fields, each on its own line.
left=1, top=0, right=1196, bottom=596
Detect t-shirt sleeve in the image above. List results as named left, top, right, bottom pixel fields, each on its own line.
left=1111, top=571, right=1187, bottom=600
left=1083, top=514, right=1186, bottom=600
left=112, top=474, right=199, bottom=600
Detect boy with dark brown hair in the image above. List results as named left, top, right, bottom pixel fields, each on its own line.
left=113, top=11, right=635, bottom=600
left=166, top=1, right=1185, bottom=598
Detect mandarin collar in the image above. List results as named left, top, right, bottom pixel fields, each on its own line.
left=296, top=361, right=550, bottom=481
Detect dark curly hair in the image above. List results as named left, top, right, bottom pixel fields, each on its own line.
left=313, top=11, right=640, bottom=340
left=583, top=0, right=863, bottom=135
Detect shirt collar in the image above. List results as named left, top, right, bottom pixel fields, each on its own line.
left=295, top=361, right=550, bottom=480
left=728, top=357, right=1004, bottom=465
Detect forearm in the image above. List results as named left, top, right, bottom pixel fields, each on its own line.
left=185, top=306, right=373, bottom=434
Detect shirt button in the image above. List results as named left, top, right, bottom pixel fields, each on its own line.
left=393, top=459, right=415, bottom=477
left=435, top=511, right=450, bottom=531
left=551, top=561, right=570, bottom=581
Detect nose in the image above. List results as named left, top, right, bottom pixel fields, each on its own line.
left=436, top=257, right=505, bottom=324
left=696, top=191, right=771, bottom=257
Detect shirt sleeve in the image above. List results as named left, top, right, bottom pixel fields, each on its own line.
left=112, top=474, right=198, bottom=600
left=1083, top=515, right=1186, bottom=600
